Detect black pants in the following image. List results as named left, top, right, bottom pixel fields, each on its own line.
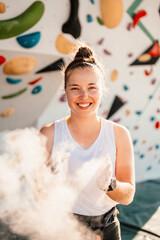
left=73, top=207, right=121, bottom=240
left=100, top=220, right=121, bottom=240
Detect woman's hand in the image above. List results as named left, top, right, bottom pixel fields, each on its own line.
left=96, top=154, right=112, bottom=191
left=52, top=152, right=70, bottom=177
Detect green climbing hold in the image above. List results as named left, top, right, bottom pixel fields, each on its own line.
left=0, top=1, right=45, bottom=39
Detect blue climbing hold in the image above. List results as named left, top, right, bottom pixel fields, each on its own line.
left=133, top=139, right=138, bottom=145
left=32, top=85, right=42, bottom=94
left=135, top=111, right=142, bottom=115
left=146, top=166, right=152, bottom=171
left=123, top=85, right=129, bottom=91
left=6, top=77, right=22, bottom=84
left=140, top=154, right=145, bottom=159
left=150, top=116, right=155, bottom=121
left=90, top=0, right=95, bottom=4
left=16, top=32, right=41, bottom=48
left=148, top=95, right=153, bottom=99
left=87, top=14, right=93, bottom=22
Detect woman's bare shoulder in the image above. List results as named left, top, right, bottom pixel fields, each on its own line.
left=113, top=122, right=132, bottom=147
left=40, top=122, right=55, bottom=138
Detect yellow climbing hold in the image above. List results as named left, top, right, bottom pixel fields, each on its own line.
left=0, top=2, right=6, bottom=13
left=1, top=108, right=14, bottom=117
left=125, top=109, right=131, bottom=116
left=138, top=53, right=151, bottom=62
left=3, top=56, right=36, bottom=75
left=100, top=0, right=124, bottom=29
left=110, top=70, right=118, bottom=81
left=56, top=34, right=78, bottom=54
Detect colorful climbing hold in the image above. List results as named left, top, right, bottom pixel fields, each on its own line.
left=59, top=93, right=67, bottom=102
left=144, top=67, right=153, bottom=76
left=3, top=57, right=36, bottom=75
left=133, top=10, right=147, bottom=28
left=148, top=95, right=153, bottom=99
left=0, top=2, right=6, bottom=13
left=150, top=116, right=155, bottom=121
left=146, top=166, right=152, bottom=171
left=128, top=53, right=133, bottom=58
left=125, top=109, right=131, bottom=116
left=148, top=41, right=159, bottom=57
left=126, top=22, right=132, bottom=31
left=103, top=49, right=111, bottom=55
left=113, top=118, right=121, bottom=123
left=32, top=85, right=42, bottom=94
left=100, top=0, right=124, bottom=29
left=55, top=34, right=77, bottom=54
left=151, top=78, right=156, bottom=85
left=1, top=108, right=14, bottom=117
left=138, top=53, right=151, bottom=63
left=140, top=154, right=145, bottom=159
left=110, top=70, right=118, bottom=81
left=6, top=77, right=22, bottom=84
left=0, top=55, right=6, bottom=65
left=96, top=16, right=104, bottom=25
left=155, top=144, right=159, bottom=149
left=1, top=87, right=27, bottom=99
left=97, top=38, right=104, bottom=45
left=131, top=42, right=159, bottom=66
left=16, top=31, right=41, bottom=48
left=148, top=146, right=153, bottom=151
left=123, top=85, right=129, bottom=91
left=90, top=0, right=95, bottom=4
left=0, top=1, right=44, bottom=39
left=135, top=111, right=142, bottom=115
left=87, top=14, right=93, bottom=22
left=133, top=139, right=138, bottom=145
left=28, top=76, right=42, bottom=85
left=155, top=121, right=160, bottom=129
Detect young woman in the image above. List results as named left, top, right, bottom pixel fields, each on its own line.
left=40, top=46, right=135, bottom=239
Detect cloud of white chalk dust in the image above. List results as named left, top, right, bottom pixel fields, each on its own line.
left=0, top=128, right=98, bottom=240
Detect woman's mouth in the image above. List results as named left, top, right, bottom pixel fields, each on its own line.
left=77, top=103, right=92, bottom=108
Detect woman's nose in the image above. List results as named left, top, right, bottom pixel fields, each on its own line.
left=80, top=89, right=88, bottom=98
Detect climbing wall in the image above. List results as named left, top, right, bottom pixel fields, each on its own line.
left=0, top=0, right=160, bottom=182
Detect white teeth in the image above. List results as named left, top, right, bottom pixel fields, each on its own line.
left=78, top=103, right=90, bottom=107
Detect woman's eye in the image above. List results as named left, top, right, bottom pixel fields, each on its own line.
left=89, top=86, right=96, bottom=90
left=71, top=88, right=79, bottom=90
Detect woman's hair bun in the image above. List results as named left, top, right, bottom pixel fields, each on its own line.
left=74, top=47, right=94, bottom=60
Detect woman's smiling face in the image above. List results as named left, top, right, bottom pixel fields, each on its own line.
left=65, top=67, right=103, bottom=117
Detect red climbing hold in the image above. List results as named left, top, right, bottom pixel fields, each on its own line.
left=144, top=66, right=153, bottom=76
left=133, top=10, right=147, bottom=28
left=28, top=76, right=43, bottom=85
left=148, top=41, right=159, bottom=57
left=155, top=121, right=160, bottom=129
left=0, top=56, right=6, bottom=65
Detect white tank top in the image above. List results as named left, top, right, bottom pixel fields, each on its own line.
left=52, top=117, right=117, bottom=216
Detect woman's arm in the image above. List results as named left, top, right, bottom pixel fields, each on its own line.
left=39, top=123, right=54, bottom=166
left=107, top=124, right=135, bottom=205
